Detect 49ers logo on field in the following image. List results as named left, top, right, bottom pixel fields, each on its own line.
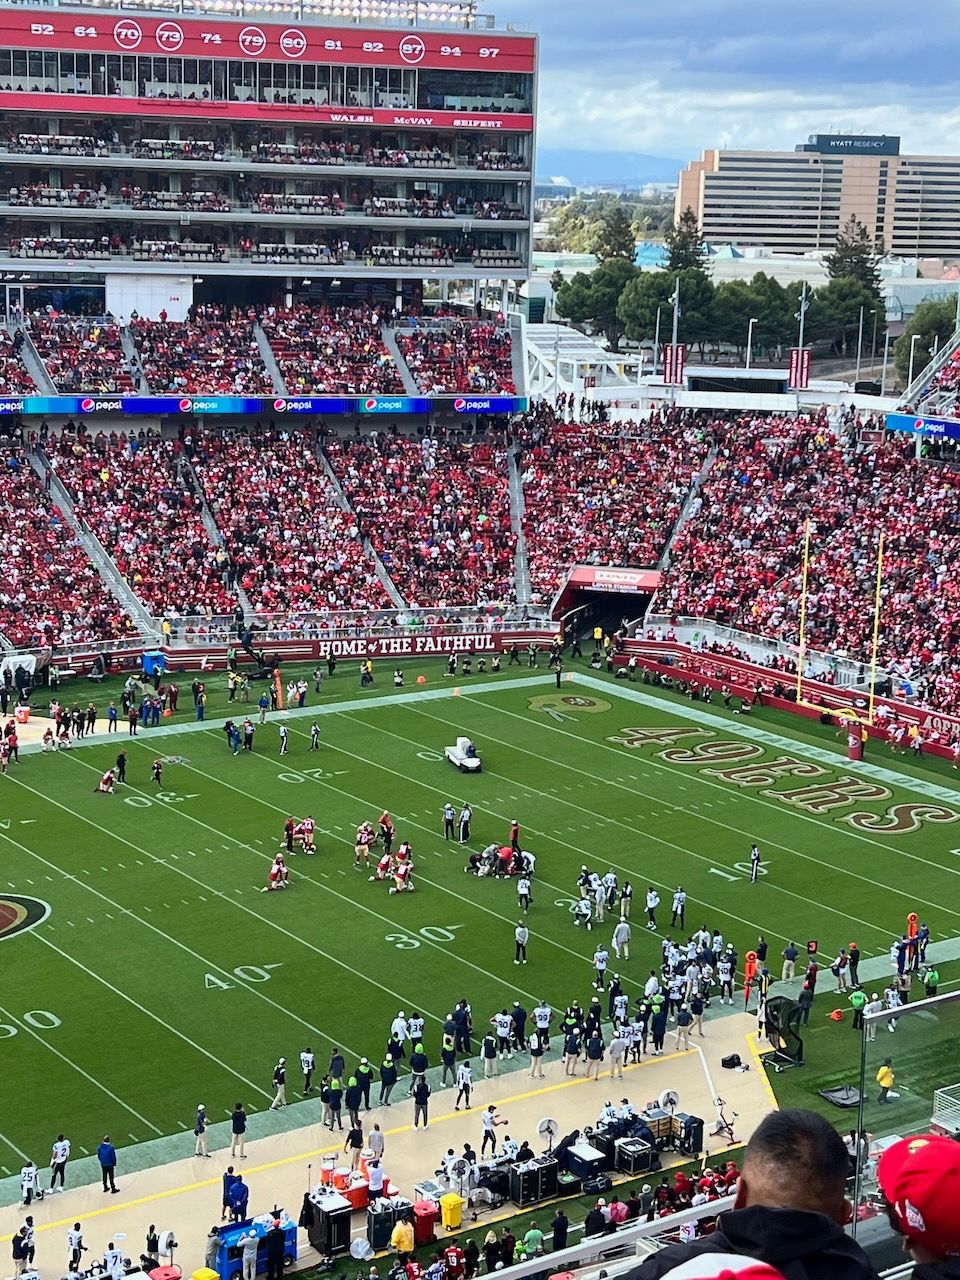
left=0, top=895, right=50, bottom=942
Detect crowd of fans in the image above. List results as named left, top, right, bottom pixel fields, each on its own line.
left=130, top=305, right=274, bottom=395
left=931, top=347, right=960, bottom=406
left=45, top=432, right=238, bottom=617
left=260, top=304, right=404, bottom=395
left=398, top=321, right=516, bottom=394
left=1, top=129, right=528, bottom=171
left=6, top=183, right=110, bottom=208
left=0, top=452, right=135, bottom=647
left=0, top=328, right=35, bottom=394
left=516, top=413, right=709, bottom=601
left=652, top=412, right=960, bottom=713
left=327, top=432, right=515, bottom=607
left=188, top=429, right=387, bottom=612
left=29, top=316, right=135, bottom=393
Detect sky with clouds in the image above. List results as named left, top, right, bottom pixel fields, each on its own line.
left=493, top=0, right=960, bottom=161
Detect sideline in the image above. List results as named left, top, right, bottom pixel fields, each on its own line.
left=0, top=1045, right=698, bottom=1238
left=570, top=675, right=960, bottom=805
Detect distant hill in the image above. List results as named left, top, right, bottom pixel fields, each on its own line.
left=536, top=148, right=683, bottom=189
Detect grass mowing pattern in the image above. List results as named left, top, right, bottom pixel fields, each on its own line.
left=1, top=662, right=958, bottom=1168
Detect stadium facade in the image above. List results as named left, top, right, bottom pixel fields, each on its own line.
left=0, top=0, right=536, bottom=318
left=676, top=133, right=960, bottom=258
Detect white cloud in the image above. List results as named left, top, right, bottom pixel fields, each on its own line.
left=495, top=0, right=960, bottom=160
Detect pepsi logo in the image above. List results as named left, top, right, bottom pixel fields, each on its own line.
left=80, top=397, right=95, bottom=412
left=113, top=19, right=143, bottom=49
left=274, top=398, right=287, bottom=412
left=238, top=25, right=267, bottom=55
left=279, top=28, right=307, bottom=57
left=454, top=398, right=466, bottom=411
left=179, top=398, right=192, bottom=412
left=915, top=418, right=924, bottom=429
left=156, top=21, right=184, bottom=51
left=364, top=398, right=378, bottom=410
left=399, top=34, right=426, bottom=63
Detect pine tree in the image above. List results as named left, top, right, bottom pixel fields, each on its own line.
left=664, top=206, right=707, bottom=274
left=825, top=216, right=882, bottom=297
left=594, top=206, right=636, bottom=263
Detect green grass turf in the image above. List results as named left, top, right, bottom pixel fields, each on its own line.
left=2, top=661, right=959, bottom=1172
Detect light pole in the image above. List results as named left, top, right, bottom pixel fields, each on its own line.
left=653, top=305, right=662, bottom=377
left=670, top=275, right=680, bottom=352
left=855, top=305, right=864, bottom=383
left=908, top=332, right=921, bottom=389
left=870, top=309, right=879, bottom=377
left=746, top=316, right=758, bottom=369
left=796, top=282, right=809, bottom=358
left=881, top=331, right=891, bottom=396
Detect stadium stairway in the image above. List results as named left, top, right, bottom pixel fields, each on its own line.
left=179, top=452, right=253, bottom=621
left=7, top=318, right=57, bottom=393
left=897, top=319, right=960, bottom=411
left=253, top=318, right=289, bottom=395
left=29, top=448, right=157, bottom=635
left=380, top=321, right=421, bottom=396
left=316, top=440, right=407, bottom=608
left=508, top=444, right=533, bottom=607
left=120, top=324, right=151, bottom=394
left=657, top=444, right=717, bottom=571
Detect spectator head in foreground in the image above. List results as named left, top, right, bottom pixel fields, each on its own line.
left=878, top=1133, right=960, bottom=1271
left=628, top=1108, right=880, bottom=1280
left=665, top=1261, right=786, bottom=1280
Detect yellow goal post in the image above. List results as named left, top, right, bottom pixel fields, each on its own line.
left=794, top=518, right=885, bottom=726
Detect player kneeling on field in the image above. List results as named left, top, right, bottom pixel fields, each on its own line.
left=263, top=853, right=290, bottom=892
left=42, top=726, right=56, bottom=752
left=95, top=769, right=116, bottom=794
left=466, top=844, right=499, bottom=876
left=571, top=898, right=592, bottom=929
left=390, top=860, right=414, bottom=893
left=371, top=848, right=393, bottom=881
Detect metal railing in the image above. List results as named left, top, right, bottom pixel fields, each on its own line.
left=464, top=1196, right=737, bottom=1280
left=158, top=605, right=551, bottom=645
left=641, top=615, right=862, bottom=685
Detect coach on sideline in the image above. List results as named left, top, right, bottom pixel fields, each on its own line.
left=624, top=1109, right=880, bottom=1280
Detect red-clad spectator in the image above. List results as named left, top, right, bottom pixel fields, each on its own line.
left=326, top=433, right=515, bottom=606
left=398, top=320, right=515, bottom=394
left=46, top=433, right=237, bottom=616
left=190, top=429, right=387, bottom=611
left=131, top=304, right=273, bottom=395
left=30, top=315, right=134, bottom=393
left=519, top=415, right=710, bottom=601
left=260, top=304, right=403, bottom=395
left=0, top=450, right=136, bottom=645
left=0, top=328, right=35, bottom=394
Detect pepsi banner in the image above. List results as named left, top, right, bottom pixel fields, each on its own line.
left=886, top=411, right=960, bottom=442
left=0, top=394, right=528, bottom=417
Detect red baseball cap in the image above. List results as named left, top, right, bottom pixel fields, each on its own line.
left=878, top=1134, right=960, bottom=1257
left=665, top=1257, right=785, bottom=1280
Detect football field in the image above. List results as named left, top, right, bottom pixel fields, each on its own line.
left=2, top=665, right=960, bottom=1171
